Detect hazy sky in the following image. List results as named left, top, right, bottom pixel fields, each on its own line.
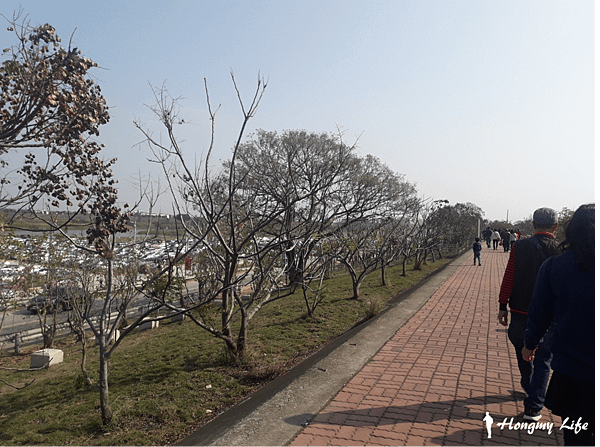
left=3, top=0, right=595, bottom=222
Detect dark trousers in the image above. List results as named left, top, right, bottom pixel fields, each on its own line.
left=507, top=312, right=553, bottom=412
left=545, top=371, right=595, bottom=446
left=563, top=422, right=594, bottom=447
left=502, top=238, right=510, bottom=252
left=493, top=239, right=499, bottom=250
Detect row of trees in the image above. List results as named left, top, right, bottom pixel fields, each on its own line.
left=0, top=13, right=483, bottom=425
left=137, top=85, right=484, bottom=356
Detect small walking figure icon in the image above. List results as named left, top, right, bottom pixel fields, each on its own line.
left=483, top=412, right=493, bottom=439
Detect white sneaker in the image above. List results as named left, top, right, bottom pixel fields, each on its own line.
left=523, top=408, right=542, bottom=421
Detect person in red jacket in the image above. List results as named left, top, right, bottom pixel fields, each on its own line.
left=498, top=207, right=560, bottom=421
left=522, top=204, right=595, bottom=445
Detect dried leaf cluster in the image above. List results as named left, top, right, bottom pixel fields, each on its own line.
left=0, top=12, right=128, bottom=248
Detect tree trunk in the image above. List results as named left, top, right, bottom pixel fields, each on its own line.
left=72, top=322, right=93, bottom=386
left=42, top=323, right=55, bottom=349
left=351, top=275, right=361, bottom=300
left=99, top=258, right=113, bottom=425
left=235, top=324, right=247, bottom=364
left=414, top=252, right=423, bottom=270
left=286, top=246, right=304, bottom=286
left=221, top=288, right=231, bottom=337
left=302, top=285, right=314, bottom=318
left=80, top=337, right=93, bottom=386
left=380, top=264, right=387, bottom=286
left=222, top=337, right=238, bottom=363
left=221, top=256, right=236, bottom=338
left=99, top=346, right=112, bottom=425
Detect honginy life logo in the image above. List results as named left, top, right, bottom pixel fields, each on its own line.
left=484, top=412, right=554, bottom=437
left=484, top=413, right=590, bottom=437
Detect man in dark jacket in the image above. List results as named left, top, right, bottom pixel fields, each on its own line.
left=500, top=228, right=511, bottom=252
left=483, top=227, right=492, bottom=248
left=498, top=207, right=560, bottom=421
left=523, top=204, right=594, bottom=445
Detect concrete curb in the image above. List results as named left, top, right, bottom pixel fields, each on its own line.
left=177, top=251, right=470, bottom=446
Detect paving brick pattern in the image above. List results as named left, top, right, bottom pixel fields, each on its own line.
left=291, top=249, right=563, bottom=446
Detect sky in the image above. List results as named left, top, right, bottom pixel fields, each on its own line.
left=2, top=0, right=595, bottom=223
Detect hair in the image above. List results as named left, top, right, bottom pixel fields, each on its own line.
left=559, top=203, right=595, bottom=270
left=475, top=237, right=480, bottom=242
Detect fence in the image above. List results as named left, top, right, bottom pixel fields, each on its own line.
left=0, top=309, right=121, bottom=354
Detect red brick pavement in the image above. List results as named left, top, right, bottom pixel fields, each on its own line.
left=290, top=248, right=563, bottom=446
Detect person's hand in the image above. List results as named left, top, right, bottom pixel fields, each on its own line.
left=522, top=346, right=536, bottom=362
left=498, top=310, right=508, bottom=326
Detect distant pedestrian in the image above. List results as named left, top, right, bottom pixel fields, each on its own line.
left=522, top=204, right=595, bottom=445
left=492, top=229, right=501, bottom=250
left=473, top=237, right=482, bottom=266
left=483, top=227, right=492, bottom=248
left=509, top=230, right=518, bottom=250
left=500, top=228, right=510, bottom=252
left=498, top=207, right=560, bottom=422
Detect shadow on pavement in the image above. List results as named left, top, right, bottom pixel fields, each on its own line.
left=285, top=394, right=516, bottom=427
left=287, top=392, right=562, bottom=446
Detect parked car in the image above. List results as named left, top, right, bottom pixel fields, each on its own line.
left=26, top=286, right=83, bottom=314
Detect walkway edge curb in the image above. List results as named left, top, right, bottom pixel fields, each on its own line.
left=176, top=251, right=471, bottom=446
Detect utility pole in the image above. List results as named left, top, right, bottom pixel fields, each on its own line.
left=506, top=210, right=509, bottom=223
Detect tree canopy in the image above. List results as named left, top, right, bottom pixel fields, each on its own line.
left=0, top=12, right=114, bottom=214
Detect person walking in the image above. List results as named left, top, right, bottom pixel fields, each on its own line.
left=497, top=207, right=560, bottom=421
left=500, top=228, right=510, bottom=252
left=472, top=237, right=482, bottom=266
left=492, top=229, right=501, bottom=250
left=522, top=204, right=595, bottom=445
left=483, top=227, right=492, bottom=248
left=509, top=229, right=518, bottom=250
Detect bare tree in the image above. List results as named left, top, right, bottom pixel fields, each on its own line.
left=232, top=130, right=357, bottom=280
left=230, top=129, right=361, bottom=316
left=50, top=195, right=184, bottom=425
left=135, top=74, right=273, bottom=363
left=322, top=155, right=416, bottom=299
left=230, top=131, right=423, bottom=313
left=137, top=77, right=375, bottom=361
left=425, top=201, right=483, bottom=257
left=65, top=254, right=98, bottom=386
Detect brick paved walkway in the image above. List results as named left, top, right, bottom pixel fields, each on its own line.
left=290, top=248, right=563, bottom=446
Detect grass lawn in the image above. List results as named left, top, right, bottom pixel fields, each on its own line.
left=0, top=256, right=454, bottom=445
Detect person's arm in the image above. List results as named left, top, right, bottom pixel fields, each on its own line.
left=522, top=258, right=556, bottom=359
